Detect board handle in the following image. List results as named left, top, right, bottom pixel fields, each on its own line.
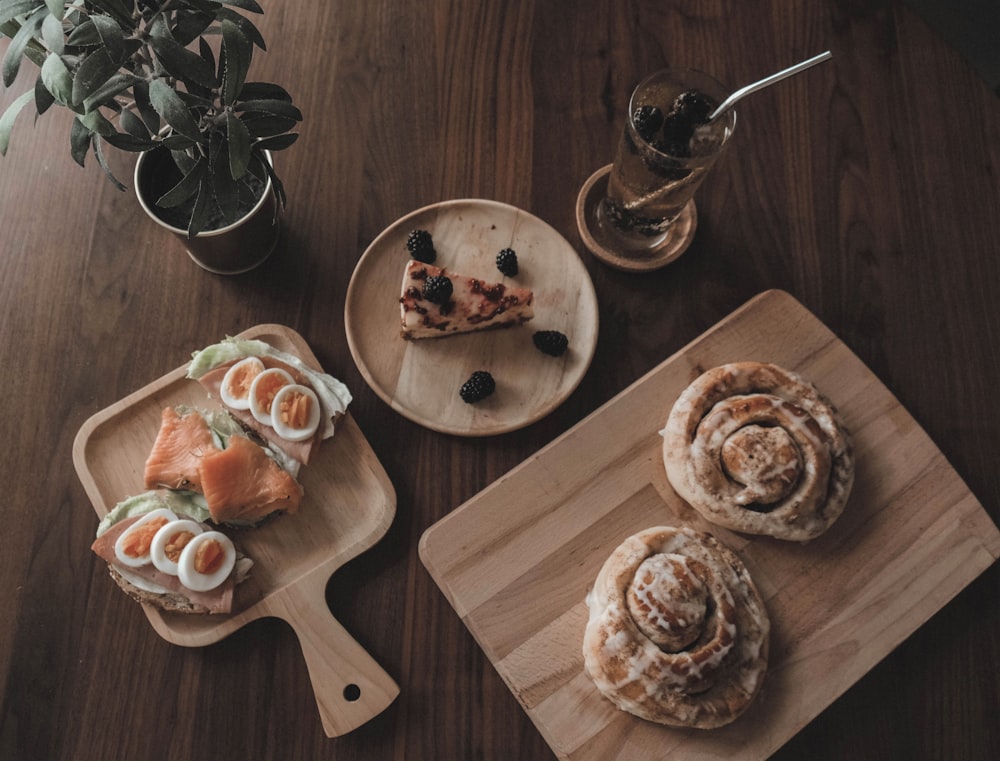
left=277, top=572, right=399, bottom=736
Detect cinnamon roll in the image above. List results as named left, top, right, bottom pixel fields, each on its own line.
left=582, top=526, right=769, bottom=728
left=662, top=362, right=854, bottom=541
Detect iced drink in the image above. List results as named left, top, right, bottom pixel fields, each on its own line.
left=599, top=69, right=736, bottom=252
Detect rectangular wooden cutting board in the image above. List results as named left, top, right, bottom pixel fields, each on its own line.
left=419, top=289, right=1000, bottom=760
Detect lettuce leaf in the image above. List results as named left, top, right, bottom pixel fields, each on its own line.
left=96, top=490, right=211, bottom=537
left=185, top=337, right=352, bottom=440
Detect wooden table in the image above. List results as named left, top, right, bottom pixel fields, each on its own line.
left=2, top=1, right=997, bottom=759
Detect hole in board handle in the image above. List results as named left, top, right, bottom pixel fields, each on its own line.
left=343, top=683, right=361, bottom=702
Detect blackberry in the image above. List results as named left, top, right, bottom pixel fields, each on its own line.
left=495, top=247, right=518, bottom=276
left=459, top=371, right=496, bottom=403
left=671, top=90, right=715, bottom=124
left=406, top=229, right=436, bottom=263
left=631, top=105, right=664, bottom=142
left=653, top=114, right=693, bottom=157
left=532, top=330, right=569, bottom=357
left=422, top=275, right=453, bottom=305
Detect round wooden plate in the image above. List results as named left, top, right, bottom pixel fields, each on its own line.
left=345, top=199, right=599, bottom=436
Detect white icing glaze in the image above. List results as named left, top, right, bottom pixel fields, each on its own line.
left=582, top=527, right=770, bottom=728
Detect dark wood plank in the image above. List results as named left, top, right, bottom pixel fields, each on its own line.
left=1, top=1, right=997, bottom=759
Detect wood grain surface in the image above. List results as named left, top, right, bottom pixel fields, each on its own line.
left=420, top=289, right=1000, bottom=759
left=2, top=1, right=999, bottom=760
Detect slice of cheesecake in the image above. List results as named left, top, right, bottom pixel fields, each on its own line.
left=399, top=260, right=534, bottom=339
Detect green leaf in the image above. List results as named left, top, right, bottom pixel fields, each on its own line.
left=187, top=178, right=212, bottom=237
left=90, top=14, right=125, bottom=62
left=102, top=130, right=155, bottom=151
left=156, top=156, right=206, bottom=208
left=131, top=79, right=160, bottom=135
left=171, top=10, right=214, bottom=47
left=220, top=18, right=251, bottom=106
left=82, top=72, right=136, bottom=113
left=33, top=70, right=55, bottom=114
left=93, top=135, right=127, bottom=191
left=254, top=132, right=298, bottom=152
left=44, top=0, right=61, bottom=18
left=161, top=133, right=197, bottom=150
left=147, top=24, right=217, bottom=90
left=77, top=108, right=115, bottom=137
left=66, top=19, right=101, bottom=46
left=40, top=51, right=73, bottom=105
left=0, top=2, right=38, bottom=27
left=210, top=134, right=239, bottom=224
left=171, top=147, right=199, bottom=175
left=148, top=77, right=202, bottom=142
left=3, top=6, right=47, bottom=88
left=216, top=8, right=265, bottom=50
left=255, top=153, right=285, bottom=208
left=91, top=0, right=133, bottom=30
left=119, top=107, right=148, bottom=139
left=69, top=114, right=91, bottom=165
left=235, top=98, right=302, bottom=121
left=198, top=35, right=215, bottom=79
left=0, top=89, right=33, bottom=156
left=243, top=113, right=297, bottom=138
left=72, top=48, right=119, bottom=106
left=226, top=110, right=250, bottom=179
left=223, top=0, right=264, bottom=13
left=40, top=12, right=63, bottom=54
left=238, top=82, right=292, bottom=102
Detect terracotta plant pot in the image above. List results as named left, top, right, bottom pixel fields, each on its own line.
left=134, top=148, right=281, bottom=275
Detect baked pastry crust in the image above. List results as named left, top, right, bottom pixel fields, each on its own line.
left=583, top=526, right=769, bottom=728
left=399, top=260, right=534, bottom=339
left=662, top=362, right=854, bottom=542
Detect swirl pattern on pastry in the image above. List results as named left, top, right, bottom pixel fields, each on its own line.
left=662, top=362, right=854, bottom=541
left=582, top=526, right=769, bottom=728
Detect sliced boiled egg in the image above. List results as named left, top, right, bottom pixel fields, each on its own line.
left=177, top=531, right=236, bottom=592
left=150, top=519, right=205, bottom=576
left=220, top=356, right=266, bottom=411
left=249, top=367, right=294, bottom=425
left=271, top=383, right=321, bottom=442
left=114, top=508, right=177, bottom=568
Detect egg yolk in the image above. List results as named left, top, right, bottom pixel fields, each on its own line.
left=194, top=538, right=226, bottom=575
left=278, top=389, right=313, bottom=430
left=121, top=516, right=170, bottom=559
left=254, top=373, right=289, bottom=415
left=227, top=361, right=262, bottom=400
left=164, top=530, right=197, bottom=563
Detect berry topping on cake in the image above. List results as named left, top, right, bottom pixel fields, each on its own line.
left=459, top=371, right=496, bottom=403
left=533, top=330, right=569, bottom=357
left=406, top=229, right=436, bottom=263
left=399, top=261, right=534, bottom=339
left=496, top=248, right=519, bottom=276
left=422, top=275, right=453, bottom=305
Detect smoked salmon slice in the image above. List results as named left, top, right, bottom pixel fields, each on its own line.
left=198, top=434, right=303, bottom=525
left=144, top=407, right=220, bottom=492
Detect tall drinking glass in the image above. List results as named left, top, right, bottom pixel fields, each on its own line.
left=596, top=68, right=736, bottom=258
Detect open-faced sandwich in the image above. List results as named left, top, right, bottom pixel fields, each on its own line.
left=90, top=490, right=254, bottom=615
left=186, top=338, right=352, bottom=466
left=144, top=405, right=303, bottom=526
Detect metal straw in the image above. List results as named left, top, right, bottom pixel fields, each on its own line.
left=709, top=51, right=833, bottom=121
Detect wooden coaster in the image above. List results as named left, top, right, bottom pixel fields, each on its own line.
left=575, top=164, right=697, bottom=273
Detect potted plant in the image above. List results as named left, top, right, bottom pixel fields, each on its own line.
left=0, top=0, right=301, bottom=273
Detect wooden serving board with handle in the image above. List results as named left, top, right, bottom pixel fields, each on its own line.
left=419, top=289, right=1000, bottom=760
left=73, top=324, right=399, bottom=737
